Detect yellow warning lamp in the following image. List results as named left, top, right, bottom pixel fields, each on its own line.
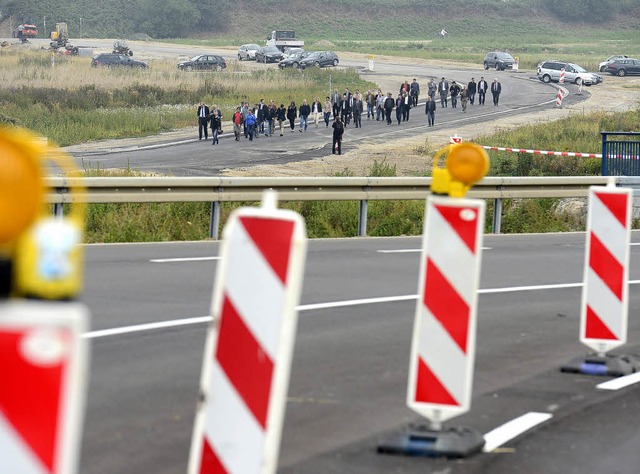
left=0, top=127, right=45, bottom=246
left=430, top=142, right=489, bottom=198
left=0, top=126, right=86, bottom=300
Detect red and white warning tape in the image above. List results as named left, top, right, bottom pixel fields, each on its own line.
left=482, top=145, right=601, bottom=158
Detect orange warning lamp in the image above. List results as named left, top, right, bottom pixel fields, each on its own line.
left=447, top=143, right=489, bottom=186
left=0, top=127, right=45, bottom=245
left=430, top=142, right=490, bottom=198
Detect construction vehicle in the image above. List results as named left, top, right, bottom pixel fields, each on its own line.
left=112, top=40, right=133, bottom=56
left=49, top=22, right=80, bottom=55
left=265, top=31, right=304, bottom=52
left=50, top=22, right=69, bottom=49
left=12, top=23, right=38, bottom=43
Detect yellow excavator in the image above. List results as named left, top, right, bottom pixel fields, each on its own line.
left=49, top=22, right=69, bottom=49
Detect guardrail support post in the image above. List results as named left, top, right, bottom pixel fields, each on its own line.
left=209, top=201, right=220, bottom=240
left=53, top=202, right=64, bottom=218
left=358, top=200, right=368, bottom=237
left=492, top=198, right=502, bottom=234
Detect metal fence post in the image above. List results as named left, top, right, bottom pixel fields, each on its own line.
left=209, top=201, right=220, bottom=240
left=492, top=198, right=502, bottom=234
left=601, top=132, right=608, bottom=176
left=53, top=202, right=64, bottom=218
left=358, top=199, right=368, bottom=237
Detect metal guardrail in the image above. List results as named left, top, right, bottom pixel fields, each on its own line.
left=45, top=176, right=633, bottom=239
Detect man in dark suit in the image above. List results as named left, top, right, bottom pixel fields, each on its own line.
left=491, top=78, right=502, bottom=106
left=438, top=77, right=449, bottom=108
left=197, top=102, right=209, bottom=140
left=467, top=78, right=477, bottom=105
left=477, top=77, right=488, bottom=105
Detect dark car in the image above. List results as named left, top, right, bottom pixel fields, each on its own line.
left=178, top=54, right=227, bottom=71
left=278, top=51, right=310, bottom=69
left=483, top=52, right=515, bottom=71
left=604, top=58, right=640, bottom=77
left=91, top=53, right=148, bottom=68
left=299, top=51, right=339, bottom=69
left=255, top=46, right=285, bottom=63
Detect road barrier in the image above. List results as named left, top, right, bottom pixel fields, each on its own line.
left=482, top=146, right=601, bottom=158
left=188, top=191, right=307, bottom=474
left=46, top=175, right=638, bottom=238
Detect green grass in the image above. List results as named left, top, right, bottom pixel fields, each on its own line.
left=81, top=106, right=640, bottom=242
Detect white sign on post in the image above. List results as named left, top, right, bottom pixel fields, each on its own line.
left=580, top=186, right=632, bottom=354
left=189, top=191, right=307, bottom=474
left=407, top=196, right=485, bottom=425
left=0, top=301, right=89, bottom=474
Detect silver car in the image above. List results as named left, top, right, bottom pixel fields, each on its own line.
left=237, top=44, right=260, bottom=61
left=537, top=60, right=595, bottom=85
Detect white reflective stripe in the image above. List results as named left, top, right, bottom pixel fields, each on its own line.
left=585, top=268, right=624, bottom=338
left=590, top=194, right=628, bottom=264
left=205, top=362, right=264, bottom=474
left=0, top=413, right=48, bottom=474
left=224, top=222, right=285, bottom=360
left=483, top=412, right=552, bottom=452
left=429, top=205, right=478, bottom=306
left=417, top=306, right=466, bottom=405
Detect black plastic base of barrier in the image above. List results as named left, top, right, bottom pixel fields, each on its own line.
left=377, top=424, right=485, bottom=458
left=560, top=353, right=640, bottom=377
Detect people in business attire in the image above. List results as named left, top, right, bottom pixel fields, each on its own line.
left=449, top=81, right=461, bottom=108
left=395, top=94, right=403, bottom=125
left=428, top=78, right=437, bottom=100
left=467, top=78, right=477, bottom=105
left=403, top=92, right=411, bottom=121
left=477, top=77, right=488, bottom=105
left=410, top=78, right=420, bottom=107
left=491, top=78, right=502, bottom=105
left=425, top=95, right=436, bottom=126
left=438, top=77, right=449, bottom=107
left=384, top=92, right=395, bottom=125
left=339, top=93, right=351, bottom=126
left=331, top=88, right=341, bottom=119
left=332, top=117, right=344, bottom=155
left=352, top=95, right=363, bottom=128
left=197, top=102, right=209, bottom=140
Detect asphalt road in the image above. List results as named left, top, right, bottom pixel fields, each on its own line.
left=38, top=38, right=588, bottom=176
left=79, top=232, right=640, bottom=473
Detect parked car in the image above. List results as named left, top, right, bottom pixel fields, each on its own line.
left=278, top=51, right=310, bottom=69
left=483, top=52, right=515, bottom=71
left=299, top=51, right=339, bottom=69
left=536, top=60, right=596, bottom=85
left=91, top=53, right=148, bottom=68
left=255, top=46, right=285, bottom=63
left=282, top=47, right=305, bottom=58
left=237, top=44, right=260, bottom=61
left=178, top=54, right=227, bottom=71
left=604, top=58, right=640, bottom=77
left=598, top=55, right=628, bottom=72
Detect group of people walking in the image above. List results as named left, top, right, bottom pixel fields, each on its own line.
left=196, top=76, right=503, bottom=154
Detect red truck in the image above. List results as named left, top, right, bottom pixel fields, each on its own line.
left=12, top=23, right=38, bottom=42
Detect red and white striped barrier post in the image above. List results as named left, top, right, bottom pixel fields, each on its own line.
left=378, top=143, right=488, bottom=458
left=188, top=190, right=307, bottom=474
left=0, top=301, right=89, bottom=474
left=555, top=88, right=564, bottom=107
left=562, top=184, right=639, bottom=376
left=559, top=67, right=565, bottom=84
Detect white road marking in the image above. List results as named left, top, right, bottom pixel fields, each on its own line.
left=86, top=280, right=640, bottom=339
left=378, top=247, right=491, bottom=253
left=596, top=372, right=640, bottom=391
left=483, top=412, right=553, bottom=453
left=150, top=256, right=221, bottom=263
